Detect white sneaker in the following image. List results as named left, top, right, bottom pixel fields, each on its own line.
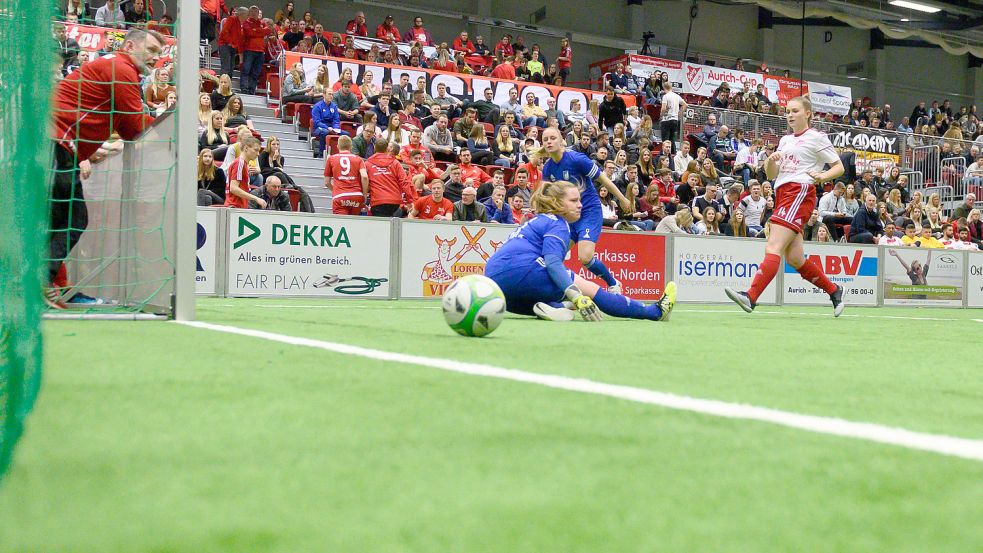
left=533, top=302, right=575, bottom=322
left=607, top=281, right=622, bottom=295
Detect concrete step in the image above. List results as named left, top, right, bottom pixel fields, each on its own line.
left=283, top=156, right=325, bottom=171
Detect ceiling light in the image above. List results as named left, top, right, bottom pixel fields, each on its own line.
left=888, top=0, right=941, bottom=13
left=900, top=17, right=909, bottom=21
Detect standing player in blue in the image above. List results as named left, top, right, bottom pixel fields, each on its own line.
left=485, top=180, right=676, bottom=322
left=537, top=127, right=633, bottom=294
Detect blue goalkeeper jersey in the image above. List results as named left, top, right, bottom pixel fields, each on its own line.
left=485, top=214, right=571, bottom=279
left=542, top=150, right=602, bottom=212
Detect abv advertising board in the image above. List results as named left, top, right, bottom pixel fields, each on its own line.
left=226, top=211, right=392, bottom=297
left=783, top=244, right=878, bottom=306
left=882, top=248, right=964, bottom=306
left=672, top=236, right=776, bottom=304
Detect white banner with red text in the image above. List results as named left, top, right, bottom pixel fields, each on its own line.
left=283, top=52, right=635, bottom=111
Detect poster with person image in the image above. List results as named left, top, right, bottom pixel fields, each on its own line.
left=883, top=248, right=965, bottom=306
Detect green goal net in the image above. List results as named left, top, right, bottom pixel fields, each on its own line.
left=0, top=1, right=50, bottom=478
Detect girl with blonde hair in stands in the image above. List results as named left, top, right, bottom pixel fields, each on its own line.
left=699, top=157, right=719, bottom=188
left=586, top=98, right=600, bottom=127
left=814, top=223, right=833, bottom=243
left=332, top=67, right=362, bottom=100
left=221, top=94, right=255, bottom=131
left=311, top=42, right=327, bottom=56
left=484, top=179, right=676, bottom=322
left=886, top=188, right=905, bottom=216
left=310, top=65, right=330, bottom=95
left=725, top=95, right=847, bottom=316
left=199, top=110, right=230, bottom=161
left=282, top=62, right=316, bottom=104
left=636, top=147, right=656, bottom=183
left=197, top=93, right=213, bottom=132
left=729, top=209, right=749, bottom=237
left=655, top=206, right=693, bottom=233
left=196, top=148, right=226, bottom=205
left=616, top=181, right=656, bottom=231
left=493, top=124, right=519, bottom=167
left=359, top=69, right=380, bottom=100
left=383, top=115, right=408, bottom=147
left=927, top=192, right=943, bottom=215
left=144, top=66, right=175, bottom=111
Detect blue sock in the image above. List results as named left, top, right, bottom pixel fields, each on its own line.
left=585, top=258, right=617, bottom=287
left=592, top=289, right=662, bottom=321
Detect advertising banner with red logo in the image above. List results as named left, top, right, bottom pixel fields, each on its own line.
left=64, top=23, right=176, bottom=63
left=782, top=243, right=878, bottom=306
left=286, top=52, right=635, bottom=112
left=564, top=231, right=666, bottom=300
left=762, top=74, right=806, bottom=106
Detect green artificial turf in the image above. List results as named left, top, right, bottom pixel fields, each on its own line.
left=1, top=300, right=981, bottom=552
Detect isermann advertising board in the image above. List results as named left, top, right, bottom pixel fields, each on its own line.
left=563, top=232, right=666, bottom=300
left=672, top=235, right=776, bottom=304
left=399, top=220, right=515, bottom=298
left=965, top=250, right=983, bottom=307
left=226, top=210, right=392, bottom=297
left=196, top=208, right=218, bottom=295
left=882, top=247, right=964, bottom=306
left=783, top=243, right=878, bottom=306
left=283, top=52, right=636, bottom=113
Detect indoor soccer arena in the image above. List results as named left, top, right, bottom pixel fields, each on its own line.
left=2, top=0, right=983, bottom=550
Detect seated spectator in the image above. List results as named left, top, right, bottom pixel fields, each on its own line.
left=543, top=98, right=566, bottom=130
left=453, top=31, right=476, bottom=54
left=727, top=209, right=751, bottom=237
left=403, top=16, right=434, bottom=45
left=432, top=83, right=462, bottom=119
left=465, top=88, right=501, bottom=125
left=282, top=63, right=317, bottom=104
left=311, top=91, right=347, bottom=158
left=490, top=56, right=517, bottom=80
left=222, top=95, right=255, bottom=132
left=699, top=158, right=720, bottom=189
left=848, top=194, right=883, bottom=243
left=346, top=11, right=368, bottom=36
left=400, top=128, right=433, bottom=165
left=701, top=114, right=720, bottom=147
left=249, top=176, right=291, bottom=211
left=144, top=67, right=174, bottom=112
left=375, top=15, right=400, bottom=44
left=332, top=85, right=360, bottom=122
left=260, top=137, right=312, bottom=212
left=506, top=167, right=534, bottom=207
left=431, top=45, right=458, bottom=73
left=710, top=125, right=736, bottom=169
left=812, top=223, right=834, bottom=243
left=423, top=114, right=456, bottom=162
left=518, top=92, right=547, bottom=129
left=409, top=180, right=453, bottom=220
left=197, top=149, right=226, bottom=206
left=381, top=115, right=409, bottom=148
left=494, top=34, right=514, bottom=58
left=481, top=185, right=514, bottom=224
left=332, top=68, right=362, bottom=101
left=282, top=20, right=304, bottom=49
left=615, top=181, right=655, bottom=231
left=398, top=100, right=422, bottom=131
left=199, top=110, right=230, bottom=161
left=598, top=86, right=627, bottom=133
left=406, top=149, right=443, bottom=190
left=655, top=207, right=694, bottom=234
left=473, top=35, right=490, bottom=56
left=692, top=182, right=721, bottom=223
left=607, top=63, right=629, bottom=93
left=457, top=149, right=492, bottom=184
left=843, top=183, right=860, bottom=217
left=442, top=165, right=466, bottom=203
left=453, top=107, right=478, bottom=146
left=738, top=181, right=767, bottom=234
left=466, top=126, right=499, bottom=167
left=492, top=125, right=521, bottom=167
left=95, top=0, right=125, bottom=28
left=733, top=139, right=761, bottom=184
left=352, top=122, right=377, bottom=159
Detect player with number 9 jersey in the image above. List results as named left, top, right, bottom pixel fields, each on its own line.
left=324, top=136, right=368, bottom=215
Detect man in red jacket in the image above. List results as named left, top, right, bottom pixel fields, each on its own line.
left=49, top=28, right=162, bottom=307
left=200, top=0, right=229, bottom=41
left=217, top=7, right=245, bottom=78
left=239, top=6, right=268, bottom=94
left=365, top=138, right=416, bottom=217
left=375, top=15, right=400, bottom=44
left=346, top=11, right=368, bottom=37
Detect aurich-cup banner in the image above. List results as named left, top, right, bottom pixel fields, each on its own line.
left=807, top=82, right=853, bottom=116
left=672, top=235, right=776, bottom=304
left=783, top=244, right=878, bottom=306
left=285, top=52, right=635, bottom=111
left=398, top=220, right=515, bottom=298
left=225, top=210, right=392, bottom=297
left=882, top=248, right=964, bottom=306
left=563, top=232, right=666, bottom=300
left=196, top=208, right=219, bottom=295
left=964, top=251, right=983, bottom=307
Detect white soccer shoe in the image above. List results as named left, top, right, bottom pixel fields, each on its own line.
left=533, top=302, right=575, bottom=322
left=607, top=280, right=623, bottom=295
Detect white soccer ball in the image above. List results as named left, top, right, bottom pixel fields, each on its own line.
left=441, top=274, right=506, bottom=337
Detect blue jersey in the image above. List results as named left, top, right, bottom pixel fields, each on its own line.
left=542, top=151, right=602, bottom=211
left=485, top=214, right=571, bottom=279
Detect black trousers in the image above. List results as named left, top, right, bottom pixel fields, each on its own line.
left=660, top=119, right=679, bottom=145
left=822, top=215, right=853, bottom=241
left=200, top=11, right=217, bottom=41
left=50, top=145, right=88, bottom=282
left=370, top=204, right=401, bottom=217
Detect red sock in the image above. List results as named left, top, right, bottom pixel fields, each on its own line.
left=53, top=263, right=69, bottom=288
left=748, top=253, right=781, bottom=303
left=796, top=257, right=838, bottom=295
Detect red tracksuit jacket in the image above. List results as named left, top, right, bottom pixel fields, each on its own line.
left=365, top=153, right=415, bottom=207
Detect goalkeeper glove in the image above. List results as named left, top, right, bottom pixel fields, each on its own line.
left=564, top=285, right=603, bottom=322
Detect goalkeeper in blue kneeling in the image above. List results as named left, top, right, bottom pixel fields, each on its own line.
left=484, top=180, right=676, bottom=322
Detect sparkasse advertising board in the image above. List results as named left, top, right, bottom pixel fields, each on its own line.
left=564, top=232, right=666, bottom=300
left=783, top=244, right=878, bottom=306
left=672, top=236, right=776, bottom=304
left=226, top=211, right=392, bottom=297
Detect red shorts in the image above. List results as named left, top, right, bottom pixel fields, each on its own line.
left=771, top=182, right=816, bottom=234
left=332, top=194, right=364, bottom=215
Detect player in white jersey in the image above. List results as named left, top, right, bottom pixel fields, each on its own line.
left=725, top=95, right=848, bottom=316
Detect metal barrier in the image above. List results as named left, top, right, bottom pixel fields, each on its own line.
left=199, top=39, right=211, bottom=69
left=942, top=156, right=967, bottom=203
left=194, top=207, right=983, bottom=309
left=912, top=145, right=941, bottom=185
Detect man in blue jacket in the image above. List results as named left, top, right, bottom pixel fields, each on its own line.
left=848, top=193, right=883, bottom=244
left=311, top=91, right=347, bottom=158
left=481, top=185, right=514, bottom=224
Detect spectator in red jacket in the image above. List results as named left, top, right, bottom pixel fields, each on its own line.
left=217, top=7, right=245, bottom=78
left=376, top=15, right=400, bottom=44
left=346, top=11, right=367, bottom=37
left=490, top=57, right=516, bottom=80
left=49, top=28, right=162, bottom=306
left=239, top=7, right=268, bottom=94
left=200, top=0, right=229, bottom=41
left=365, top=138, right=416, bottom=217
left=494, top=35, right=513, bottom=58
left=453, top=31, right=475, bottom=55
left=556, top=37, right=572, bottom=85
left=402, top=16, right=434, bottom=46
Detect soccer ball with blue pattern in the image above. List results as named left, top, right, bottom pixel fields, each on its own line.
left=442, top=275, right=506, bottom=337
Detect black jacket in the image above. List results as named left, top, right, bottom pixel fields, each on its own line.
left=851, top=206, right=883, bottom=237
left=249, top=186, right=292, bottom=211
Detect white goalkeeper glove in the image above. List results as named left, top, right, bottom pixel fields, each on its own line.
left=564, top=285, right=603, bottom=322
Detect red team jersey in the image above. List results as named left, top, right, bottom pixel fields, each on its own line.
left=224, top=157, right=249, bottom=209
left=413, top=195, right=454, bottom=220
left=771, top=129, right=839, bottom=233
left=325, top=152, right=366, bottom=215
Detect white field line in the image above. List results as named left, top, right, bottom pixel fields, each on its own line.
left=177, top=320, right=983, bottom=463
